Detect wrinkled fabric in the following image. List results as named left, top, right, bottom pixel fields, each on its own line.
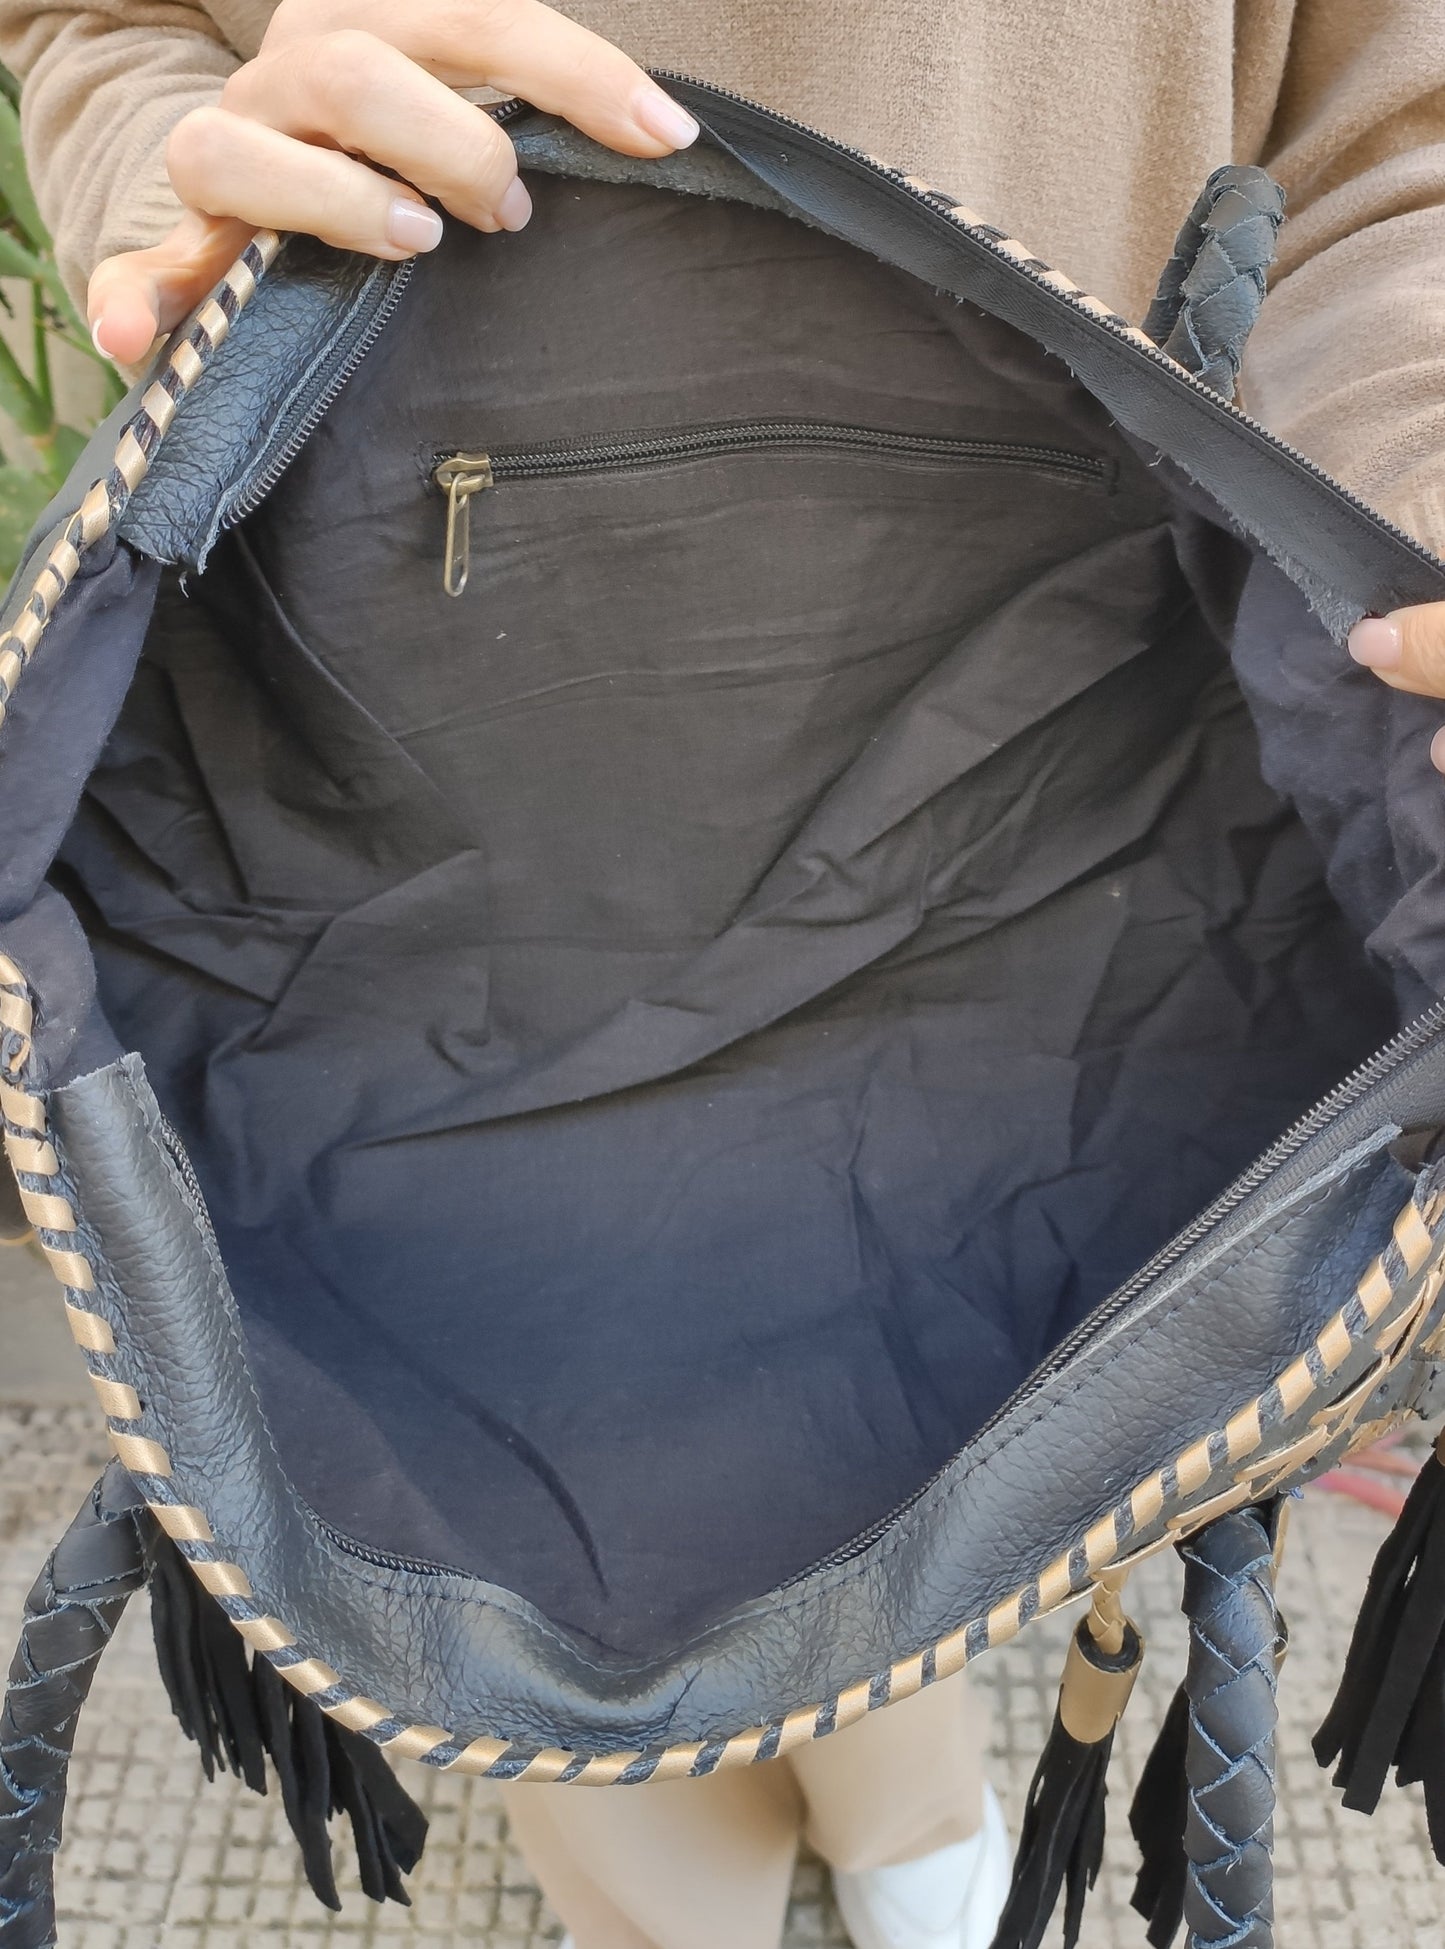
left=50, top=179, right=1394, bottom=1657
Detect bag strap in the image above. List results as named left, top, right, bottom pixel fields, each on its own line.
left=0, top=1464, right=149, bottom=1949
left=1177, top=1504, right=1281, bottom=1949
left=1142, top=166, right=1286, bottom=400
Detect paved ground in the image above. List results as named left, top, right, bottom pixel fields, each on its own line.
left=2, top=1244, right=1441, bottom=1947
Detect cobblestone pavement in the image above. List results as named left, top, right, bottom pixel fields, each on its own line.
left=2, top=1251, right=1440, bottom=1948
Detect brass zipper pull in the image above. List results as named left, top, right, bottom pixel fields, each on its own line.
left=432, top=452, right=494, bottom=597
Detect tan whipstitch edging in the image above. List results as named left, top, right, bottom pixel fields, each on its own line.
left=884, top=166, right=1190, bottom=372
left=0, top=229, right=280, bottom=733
left=2, top=911, right=1440, bottom=1782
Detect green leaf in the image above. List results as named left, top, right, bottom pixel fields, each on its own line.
left=0, top=96, right=46, bottom=252
left=0, top=462, right=52, bottom=580
left=0, top=328, right=48, bottom=437
left=29, top=288, right=50, bottom=418
left=0, top=229, right=42, bottom=283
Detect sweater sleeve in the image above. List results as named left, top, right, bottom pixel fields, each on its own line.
left=1243, top=0, right=1445, bottom=557
left=0, top=3, right=241, bottom=307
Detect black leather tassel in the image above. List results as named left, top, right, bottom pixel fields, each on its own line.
left=329, top=1710, right=429, bottom=1903
left=148, top=1525, right=267, bottom=1792
left=1315, top=1431, right=1445, bottom=1857
left=1128, top=1683, right=1190, bottom=1948
left=990, top=1584, right=1143, bottom=1949
left=148, top=1532, right=428, bottom=1909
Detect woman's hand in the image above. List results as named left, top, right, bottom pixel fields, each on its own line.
left=1350, top=606, right=1445, bottom=772
left=86, top=0, right=699, bottom=365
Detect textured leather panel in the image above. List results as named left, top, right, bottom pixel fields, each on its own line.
left=117, top=239, right=412, bottom=572
left=44, top=1040, right=1445, bottom=1749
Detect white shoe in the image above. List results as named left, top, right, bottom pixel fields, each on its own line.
left=833, top=1783, right=1012, bottom=1949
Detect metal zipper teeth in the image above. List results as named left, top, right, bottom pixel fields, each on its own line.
left=317, top=1518, right=463, bottom=1579
left=157, top=1114, right=219, bottom=1239
left=791, top=995, right=1445, bottom=1583
left=465, top=423, right=1107, bottom=486
left=219, top=260, right=417, bottom=533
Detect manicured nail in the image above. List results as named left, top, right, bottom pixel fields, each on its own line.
left=633, top=86, right=700, bottom=150
left=1348, top=615, right=1402, bottom=670
left=498, top=178, right=533, bottom=232
left=1432, top=727, right=1445, bottom=776
left=90, top=316, right=118, bottom=361
left=386, top=198, right=443, bottom=254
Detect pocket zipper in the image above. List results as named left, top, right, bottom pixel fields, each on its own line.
left=430, top=420, right=1110, bottom=597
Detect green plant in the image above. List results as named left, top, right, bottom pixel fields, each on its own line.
left=0, top=68, right=122, bottom=576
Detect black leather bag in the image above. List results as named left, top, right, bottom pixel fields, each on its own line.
left=5, top=77, right=1445, bottom=1949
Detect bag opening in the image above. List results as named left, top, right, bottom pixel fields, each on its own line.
left=42, top=170, right=1411, bottom=1660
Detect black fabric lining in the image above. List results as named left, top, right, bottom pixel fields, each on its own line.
left=53, top=175, right=1398, bottom=1658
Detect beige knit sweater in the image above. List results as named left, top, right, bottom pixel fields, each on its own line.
left=1, top=0, right=1444, bottom=551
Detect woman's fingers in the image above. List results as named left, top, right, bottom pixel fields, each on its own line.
left=88, top=210, right=260, bottom=365
left=89, top=1, right=703, bottom=365
left=1349, top=602, right=1445, bottom=695
left=1348, top=602, right=1445, bottom=774
left=168, top=108, right=450, bottom=252
left=261, top=0, right=699, bottom=157
left=220, top=33, right=536, bottom=234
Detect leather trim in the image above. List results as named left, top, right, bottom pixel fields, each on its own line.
left=0, top=232, right=279, bottom=731
left=118, top=236, right=412, bottom=571
left=14, top=1011, right=1445, bottom=1778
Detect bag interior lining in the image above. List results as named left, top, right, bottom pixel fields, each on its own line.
left=49, top=174, right=1400, bottom=1658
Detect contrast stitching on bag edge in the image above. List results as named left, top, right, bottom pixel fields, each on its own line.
left=2, top=950, right=1441, bottom=1784
left=0, top=231, right=280, bottom=729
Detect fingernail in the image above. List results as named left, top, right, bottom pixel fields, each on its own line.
left=633, top=86, right=700, bottom=150
left=386, top=198, right=443, bottom=254
left=498, top=178, right=533, bottom=233
left=1348, top=615, right=1402, bottom=670
left=1432, top=726, right=1445, bottom=776
left=90, top=316, right=118, bottom=361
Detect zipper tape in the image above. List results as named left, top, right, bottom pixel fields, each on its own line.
left=429, top=421, right=1109, bottom=596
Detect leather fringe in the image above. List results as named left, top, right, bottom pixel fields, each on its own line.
left=1128, top=1683, right=1190, bottom=1948
left=148, top=1534, right=427, bottom=1910
left=1315, top=1432, right=1445, bottom=1858
left=989, top=1586, right=1143, bottom=1949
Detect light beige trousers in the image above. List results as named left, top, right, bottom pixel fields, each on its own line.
left=500, top=1673, right=989, bottom=1949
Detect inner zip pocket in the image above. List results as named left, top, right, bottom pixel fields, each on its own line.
left=430, top=420, right=1112, bottom=597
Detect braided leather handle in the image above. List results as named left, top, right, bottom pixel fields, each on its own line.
left=1142, top=167, right=1285, bottom=400
left=0, top=1465, right=149, bottom=1948
left=1179, top=1505, right=1280, bottom=1949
